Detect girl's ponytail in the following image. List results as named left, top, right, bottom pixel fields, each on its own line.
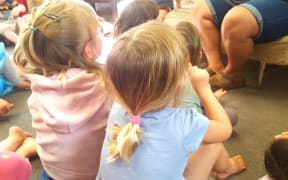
left=108, top=116, right=141, bottom=162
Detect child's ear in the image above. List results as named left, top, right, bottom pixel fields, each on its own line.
left=82, top=41, right=93, bottom=60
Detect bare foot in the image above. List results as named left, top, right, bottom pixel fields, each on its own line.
left=0, top=99, right=14, bottom=117
left=273, top=131, right=288, bottom=141
left=16, top=137, right=37, bottom=158
left=16, top=80, right=31, bottom=89
left=214, top=155, right=246, bottom=180
left=0, top=126, right=31, bottom=151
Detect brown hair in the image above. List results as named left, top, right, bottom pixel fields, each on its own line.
left=113, top=0, right=159, bottom=38
left=175, top=21, right=201, bottom=66
left=106, top=21, right=188, bottom=162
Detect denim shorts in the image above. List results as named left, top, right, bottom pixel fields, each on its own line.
left=205, top=0, right=288, bottom=42
left=153, top=0, right=174, bottom=10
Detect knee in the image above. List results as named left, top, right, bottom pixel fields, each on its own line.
left=191, top=0, right=214, bottom=26
left=221, top=7, right=258, bottom=41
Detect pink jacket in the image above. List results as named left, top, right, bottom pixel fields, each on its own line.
left=27, top=68, right=111, bottom=180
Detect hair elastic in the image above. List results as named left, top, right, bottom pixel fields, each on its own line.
left=29, top=26, right=38, bottom=32
left=129, top=116, right=141, bottom=125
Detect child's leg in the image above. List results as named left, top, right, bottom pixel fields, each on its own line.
left=0, top=126, right=31, bottom=152
left=184, top=143, right=246, bottom=180
left=212, top=145, right=246, bottom=179
left=158, top=8, right=169, bottom=21
left=175, top=0, right=181, bottom=8
left=223, top=106, right=238, bottom=127
left=16, top=137, right=37, bottom=158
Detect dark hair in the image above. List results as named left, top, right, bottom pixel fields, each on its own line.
left=264, top=139, right=288, bottom=180
left=175, top=21, right=201, bottom=66
left=114, top=0, right=159, bottom=38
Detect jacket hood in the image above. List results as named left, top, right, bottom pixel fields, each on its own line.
left=27, top=68, right=109, bottom=133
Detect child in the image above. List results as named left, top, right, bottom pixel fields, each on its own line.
left=0, top=126, right=37, bottom=180
left=260, top=138, right=288, bottom=180
left=0, top=42, right=30, bottom=93
left=175, top=21, right=238, bottom=126
left=113, top=0, right=159, bottom=38
left=14, top=0, right=112, bottom=179
left=97, top=21, right=245, bottom=180
left=0, top=0, right=27, bottom=19
left=0, top=0, right=28, bottom=45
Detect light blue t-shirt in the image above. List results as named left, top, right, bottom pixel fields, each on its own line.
left=97, top=102, right=209, bottom=180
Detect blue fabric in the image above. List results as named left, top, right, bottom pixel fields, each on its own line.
left=153, top=0, right=174, bottom=9
left=97, top=102, right=209, bottom=180
left=0, top=43, right=13, bottom=96
left=206, top=0, right=288, bottom=42
left=39, top=168, right=54, bottom=180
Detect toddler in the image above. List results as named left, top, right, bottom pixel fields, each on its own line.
left=97, top=21, right=245, bottom=180
left=14, top=0, right=112, bottom=179
left=176, top=21, right=238, bottom=126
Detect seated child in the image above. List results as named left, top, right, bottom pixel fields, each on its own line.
left=260, top=137, right=288, bottom=180
left=97, top=21, right=246, bottom=180
left=0, top=42, right=30, bottom=93
left=14, top=0, right=112, bottom=179
left=114, top=0, right=159, bottom=38
left=176, top=21, right=238, bottom=126
left=0, top=0, right=27, bottom=19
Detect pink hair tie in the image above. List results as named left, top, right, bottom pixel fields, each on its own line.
left=129, top=116, right=141, bottom=125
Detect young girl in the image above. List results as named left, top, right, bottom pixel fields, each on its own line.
left=97, top=21, right=245, bottom=180
left=14, top=0, right=112, bottom=179
left=175, top=21, right=238, bottom=126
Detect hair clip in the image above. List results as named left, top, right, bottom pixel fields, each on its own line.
left=129, top=116, right=141, bottom=125
left=44, top=13, right=62, bottom=22
left=29, top=26, right=38, bottom=32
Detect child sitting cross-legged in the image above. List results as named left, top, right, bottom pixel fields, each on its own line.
left=97, top=21, right=246, bottom=180
left=14, top=0, right=112, bottom=179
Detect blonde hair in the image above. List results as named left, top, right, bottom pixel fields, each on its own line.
left=106, top=21, right=188, bottom=162
left=175, top=21, right=201, bottom=66
left=14, top=0, right=103, bottom=76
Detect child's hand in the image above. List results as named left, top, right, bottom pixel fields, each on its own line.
left=10, top=4, right=26, bottom=17
left=214, top=88, right=227, bottom=100
left=188, top=65, right=209, bottom=92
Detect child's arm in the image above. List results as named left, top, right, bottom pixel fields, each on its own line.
left=188, top=65, right=232, bottom=143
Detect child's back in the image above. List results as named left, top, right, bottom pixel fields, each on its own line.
left=14, top=0, right=111, bottom=179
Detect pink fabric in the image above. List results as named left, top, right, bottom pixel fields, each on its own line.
left=0, top=151, right=31, bottom=180
left=129, top=116, right=141, bottom=125
left=26, top=69, right=112, bottom=180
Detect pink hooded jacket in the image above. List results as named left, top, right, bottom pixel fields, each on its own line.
left=27, top=68, right=111, bottom=180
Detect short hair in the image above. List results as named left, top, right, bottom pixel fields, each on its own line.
left=175, top=21, right=201, bottom=66
left=264, top=139, right=288, bottom=180
left=14, top=0, right=103, bottom=76
left=106, top=21, right=188, bottom=162
left=113, top=0, right=159, bottom=38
